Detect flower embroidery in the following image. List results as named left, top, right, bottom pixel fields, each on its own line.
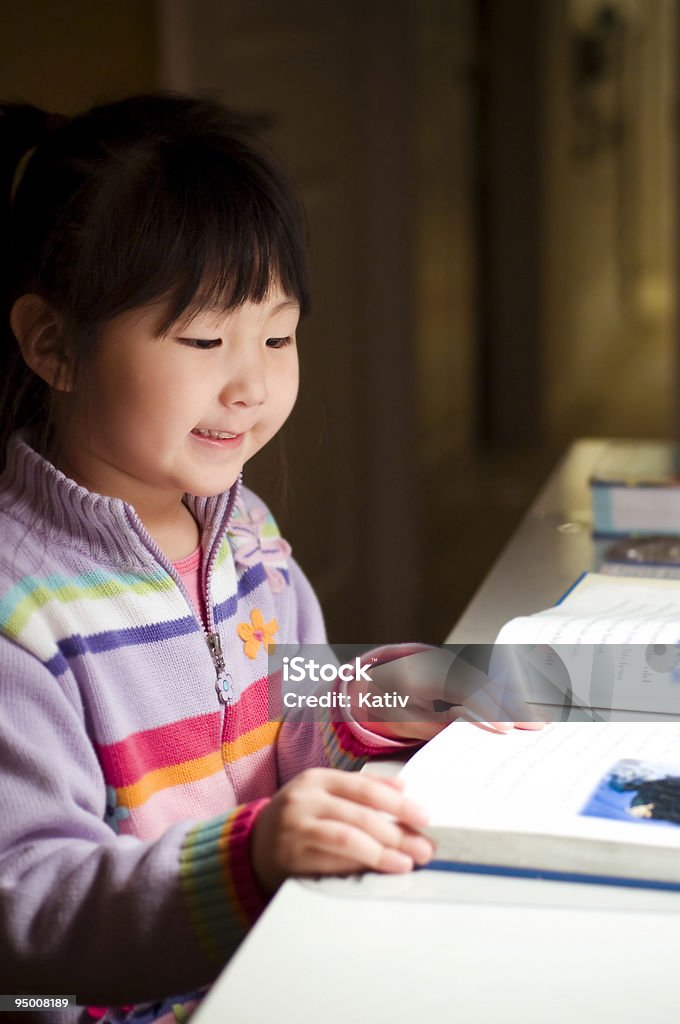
left=237, top=608, right=278, bottom=659
left=104, top=785, right=130, bottom=834
left=229, top=501, right=292, bottom=593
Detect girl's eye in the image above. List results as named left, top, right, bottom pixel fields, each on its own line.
left=266, top=336, right=293, bottom=349
left=178, top=337, right=221, bottom=350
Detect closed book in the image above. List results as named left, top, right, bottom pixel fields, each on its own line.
left=590, top=441, right=680, bottom=537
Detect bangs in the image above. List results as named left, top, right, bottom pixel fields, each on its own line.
left=147, top=139, right=310, bottom=334
left=45, top=112, right=310, bottom=334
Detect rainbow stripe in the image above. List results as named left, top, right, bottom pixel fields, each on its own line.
left=179, top=801, right=268, bottom=965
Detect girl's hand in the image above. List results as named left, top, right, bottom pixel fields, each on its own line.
left=346, top=644, right=546, bottom=742
left=250, top=768, right=435, bottom=893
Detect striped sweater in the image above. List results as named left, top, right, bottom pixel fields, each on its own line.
left=0, top=431, right=407, bottom=1024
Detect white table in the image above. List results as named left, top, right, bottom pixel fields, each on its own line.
left=193, top=441, right=680, bottom=1023
left=194, top=871, right=680, bottom=1023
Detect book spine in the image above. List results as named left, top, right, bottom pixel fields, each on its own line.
left=591, top=483, right=680, bottom=537
left=425, top=860, right=680, bottom=892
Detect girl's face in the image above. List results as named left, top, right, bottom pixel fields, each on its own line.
left=56, top=285, right=300, bottom=507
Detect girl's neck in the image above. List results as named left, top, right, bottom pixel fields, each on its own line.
left=144, top=502, right=201, bottom=562
left=44, top=434, right=201, bottom=563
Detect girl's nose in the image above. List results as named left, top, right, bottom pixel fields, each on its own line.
left=218, top=351, right=267, bottom=408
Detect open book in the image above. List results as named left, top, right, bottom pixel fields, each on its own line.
left=494, top=572, right=680, bottom=715
left=400, top=719, right=680, bottom=890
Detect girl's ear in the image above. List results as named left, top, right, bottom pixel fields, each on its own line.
left=10, top=293, right=73, bottom=392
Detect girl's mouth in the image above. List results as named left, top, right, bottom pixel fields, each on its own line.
left=190, top=428, right=244, bottom=449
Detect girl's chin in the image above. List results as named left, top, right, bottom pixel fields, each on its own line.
left=184, top=468, right=244, bottom=498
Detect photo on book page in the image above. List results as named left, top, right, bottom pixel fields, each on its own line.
left=582, top=759, right=680, bottom=829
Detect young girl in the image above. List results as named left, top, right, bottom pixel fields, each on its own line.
left=0, top=92, right=441, bottom=1024
left=0, top=93, right=536, bottom=1024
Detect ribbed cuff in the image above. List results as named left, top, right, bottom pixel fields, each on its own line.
left=179, top=799, right=270, bottom=967
left=337, top=644, right=428, bottom=751
left=342, top=712, right=420, bottom=750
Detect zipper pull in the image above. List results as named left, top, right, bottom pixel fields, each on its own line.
left=207, top=631, right=224, bottom=666
left=207, top=631, right=234, bottom=706
left=216, top=672, right=235, bottom=706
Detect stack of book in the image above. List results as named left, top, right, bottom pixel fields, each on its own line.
left=590, top=441, right=680, bottom=538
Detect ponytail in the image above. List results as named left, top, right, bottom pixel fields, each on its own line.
left=0, top=103, right=62, bottom=211
left=0, top=104, right=68, bottom=470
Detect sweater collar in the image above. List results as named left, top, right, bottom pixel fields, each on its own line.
left=0, top=429, right=241, bottom=570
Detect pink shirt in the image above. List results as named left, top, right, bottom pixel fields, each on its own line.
left=172, top=545, right=208, bottom=629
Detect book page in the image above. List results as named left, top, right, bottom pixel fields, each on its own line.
left=400, top=720, right=680, bottom=847
left=495, top=575, right=680, bottom=712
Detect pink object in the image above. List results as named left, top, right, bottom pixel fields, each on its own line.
left=229, top=501, right=292, bottom=593
left=173, top=544, right=208, bottom=628
left=86, top=1005, right=133, bottom=1019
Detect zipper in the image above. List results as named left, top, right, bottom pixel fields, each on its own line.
left=207, top=631, right=234, bottom=706
left=201, top=472, right=242, bottom=706
left=124, top=472, right=242, bottom=709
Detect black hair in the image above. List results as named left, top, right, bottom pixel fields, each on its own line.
left=0, top=92, right=310, bottom=470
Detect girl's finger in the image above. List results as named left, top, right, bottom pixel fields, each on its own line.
left=316, top=792, right=434, bottom=864
left=375, top=719, right=447, bottom=742
left=449, top=695, right=510, bottom=731
left=454, top=679, right=541, bottom=729
left=304, top=818, right=415, bottom=873
left=319, top=770, right=429, bottom=829
left=298, top=851, right=366, bottom=877
left=367, top=774, right=406, bottom=791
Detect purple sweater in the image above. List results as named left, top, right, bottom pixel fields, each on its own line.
left=0, top=431, right=408, bottom=1023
